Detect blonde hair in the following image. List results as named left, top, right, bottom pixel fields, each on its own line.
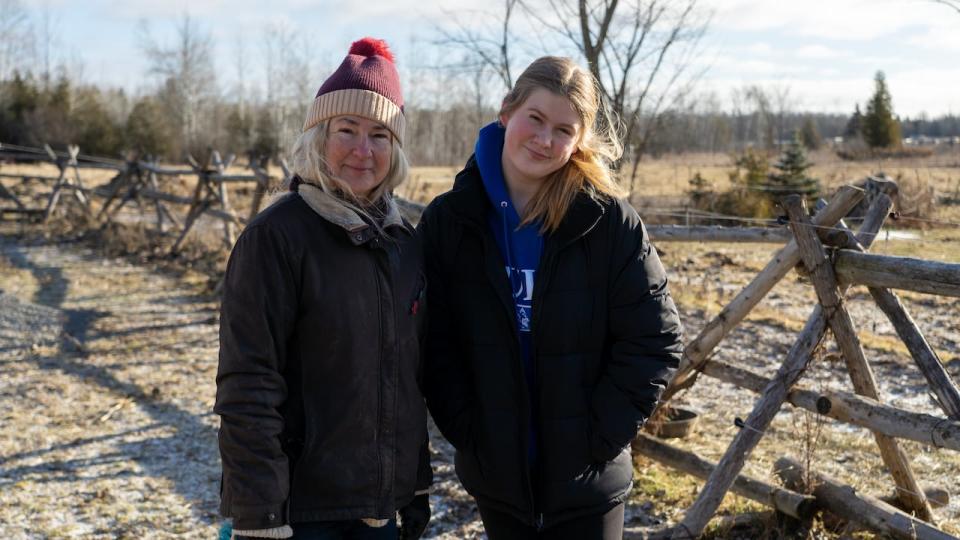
left=500, top=56, right=627, bottom=232
left=288, top=119, right=409, bottom=221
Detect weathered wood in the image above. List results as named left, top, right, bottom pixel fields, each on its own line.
left=632, top=433, right=816, bottom=520
left=0, top=172, right=62, bottom=181
left=645, top=225, right=791, bottom=243
left=210, top=174, right=260, bottom=183
left=670, top=193, right=906, bottom=538
left=700, top=359, right=960, bottom=452
left=775, top=457, right=952, bottom=540
left=869, top=288, right=960, bottom=419
left=830, top=220, right=960, bottom=421
left=137, top=162, right=195, bottom=176
left=212, top=151, right=236, bottom=247
left=835, top=251, right=960, bottom=298
left=671, top=303, right=830, bottom=538
left=0, top=179, right=25, bottom=209
left=782, top=195, right=933, bottom=521
left=42, top=157, right=70, bottom=221
left=170, top=167, right=213, bottom=255
left=248, top=164, right=271, bottom=222
left=140, top=189, right=243, bottom=225
left=662, top=186, right=865, bottom=401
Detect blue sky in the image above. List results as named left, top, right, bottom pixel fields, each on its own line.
left=28, top=0, right=960, bottom=117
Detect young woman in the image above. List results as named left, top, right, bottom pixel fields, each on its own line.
left=215, top=38, right=430, bottom=540
left=418, top=56, right=683, bottom=539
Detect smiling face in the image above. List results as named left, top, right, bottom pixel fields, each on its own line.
left=499, top=87, right=582, bottom=187
left=324, top=115, right=393, bottom=199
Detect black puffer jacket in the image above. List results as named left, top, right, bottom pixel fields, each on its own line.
left=418, top=159, right=682, bottom=528
left=215, top=188, right=430, bottom=531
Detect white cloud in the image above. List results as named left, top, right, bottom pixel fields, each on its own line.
left=795, top=44, right=846, bottom=59
left=703, top=0, right=948, bottom=41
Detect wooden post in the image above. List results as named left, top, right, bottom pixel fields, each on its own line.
left=212, top=151, right=236, bottom=247
left=170, top=162, right=211, bottom=255
left=869, top=288, right=960, bottom=419
left=632, top=433, right=816, bottom=520
left=248, top=161, right=270, bottom=222
left=775, top=457, right=951, bottom=540
left=42, top=144, right=70, bottom=221
left=661, top=186, right=865, bottom=402
left=782, top=195, right=933, bottom=521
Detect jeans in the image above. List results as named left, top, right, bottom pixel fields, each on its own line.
left=289, top=519, right=398, bottom=540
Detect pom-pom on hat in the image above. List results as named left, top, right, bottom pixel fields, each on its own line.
left=302, top=37, right=405, bottom=145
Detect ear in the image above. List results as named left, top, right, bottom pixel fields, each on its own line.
left=498, top=99, right=511, bottom=126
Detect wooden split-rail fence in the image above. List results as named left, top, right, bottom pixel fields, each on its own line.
left=4, top=143, right=960, bottom=538
left=0, top=142, right=283, bottom=254
left=631, top=181, right=960, bottom=539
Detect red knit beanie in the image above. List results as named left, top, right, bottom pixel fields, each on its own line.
left=302, top=37, right=405, bottom=145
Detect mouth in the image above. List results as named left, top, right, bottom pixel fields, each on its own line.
left=524, top=146, right=551, bottom=161
left=342, top=164, right=374, bottom=174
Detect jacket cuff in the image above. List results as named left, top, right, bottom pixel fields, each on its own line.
left=227, top=502, right=287, bottom=531
left=232, top=525, right=293, bottom=539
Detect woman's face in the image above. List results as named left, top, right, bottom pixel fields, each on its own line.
left=324, top=115, right=392, bottom=199
left=500, top=88, right=582, bottom=185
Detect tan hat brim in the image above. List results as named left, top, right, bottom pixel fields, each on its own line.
left=303, top=89, right=405, bottom=146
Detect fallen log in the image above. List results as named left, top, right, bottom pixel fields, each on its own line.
left=632, top=433, right=816, bottom=520
left=775, top=457, right=952, bottom=540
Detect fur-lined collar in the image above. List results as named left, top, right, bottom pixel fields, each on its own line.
left=297, top=183, right=405, bottom=234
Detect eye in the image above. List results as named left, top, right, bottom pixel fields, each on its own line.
left=372, top=132, right=390, bottom=140
left=529, top=114, right=541, bottom=124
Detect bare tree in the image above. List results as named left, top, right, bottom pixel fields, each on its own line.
left=434, top=0, right=519, bottom=91
left=138, top=13, right=217, bottom=152
left=432, top=0, right=711, bottom=190
left=0, top=0, right=31, bottom=81
left=261, top=21, right=314, bottom=154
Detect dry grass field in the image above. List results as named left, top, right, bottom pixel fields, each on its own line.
left=1, top=150, right=959, bottom=538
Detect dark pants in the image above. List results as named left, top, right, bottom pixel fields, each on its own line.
left=478, top=503, right=625, bottom=540
left=289, top=519, right=398, bottom=540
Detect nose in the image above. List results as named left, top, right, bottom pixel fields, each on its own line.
left=533, top=126, right=551, bottom=148
left=351, top=135, right=374, bottom=157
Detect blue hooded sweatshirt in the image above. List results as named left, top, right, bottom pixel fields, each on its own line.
left=475, top=121, right=544, bottom=463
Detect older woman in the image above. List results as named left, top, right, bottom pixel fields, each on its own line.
left=215, top=38, right=430, bottom=540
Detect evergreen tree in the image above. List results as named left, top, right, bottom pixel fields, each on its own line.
left=251, top=107, right=280, bottom=161
left=844, top=104, right=863, bottom=138
left=799, top=117, right=822, bottom=150
left=862, top=71, right=901, bottom=148
left=126, top=97, right=174, bottom=158
left=766, top=132, right=820, bottom=201
left=72, top=87, right=123, bottom=156
left=686, top=171, right=713, bottom=209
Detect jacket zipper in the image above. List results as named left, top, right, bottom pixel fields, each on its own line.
left=462, top=220, right=533, bottom=520
left=372, top=248, right=384, bottom=517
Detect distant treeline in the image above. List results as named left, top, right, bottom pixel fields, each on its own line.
left=1, top=72, right=957, bottom=165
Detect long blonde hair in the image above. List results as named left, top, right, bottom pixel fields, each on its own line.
left=501, top=56, right=626, bottom=232
left=288, top=119, right=409, bottom=220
